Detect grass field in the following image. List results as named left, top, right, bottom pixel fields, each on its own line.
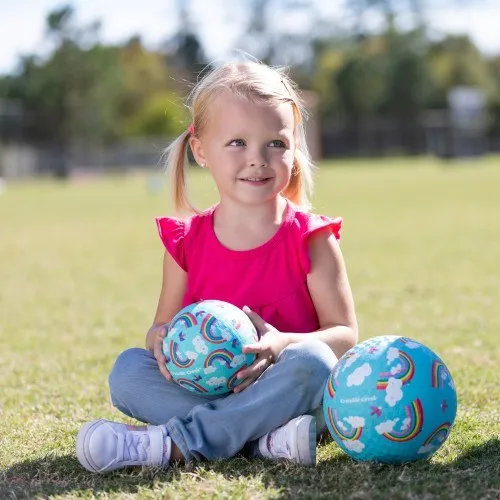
left=1, top=156, right=499, bottom=499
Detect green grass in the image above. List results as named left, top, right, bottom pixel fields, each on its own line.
left=1, top=156, right=499, bottom=499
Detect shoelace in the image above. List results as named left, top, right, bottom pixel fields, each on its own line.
left=266, top=430, right=292, bottom=458
left=123, top=431, right=150, bottom=462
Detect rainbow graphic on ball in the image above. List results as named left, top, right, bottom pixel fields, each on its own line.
left=176, top=378, right=208, bottom=393
left=201, top=314, right=225, bottom=344
left=327, top=408, right=363, bottom=441
left=377, top=351, right=415, bottom=389
left=327, top=375, right=338, bottom=398
left=226, top=365, right=246, bottom=390
left=204, top=348, right=234, bottom=369
left=169, top=342, right=194, bottom=368
left=173, top=312, right=198, bottom=328
left=431, top=359, right=447, bottom=388
left=381, top=399, right=424, bottom=442
left=422, top=422, right=451, bottom=446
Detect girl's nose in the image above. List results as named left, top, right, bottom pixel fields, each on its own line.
left=249, top=149, right=267, bottom=167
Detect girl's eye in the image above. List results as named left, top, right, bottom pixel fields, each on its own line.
left=269, top=140, right=286, bottom=148
left=228, top=139, right=245, bottom=146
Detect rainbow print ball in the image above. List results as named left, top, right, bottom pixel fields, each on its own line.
left=163, top=300, right=259, bottom=395
left=323, top=335, right=457, bottom=464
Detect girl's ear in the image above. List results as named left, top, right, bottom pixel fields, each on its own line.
left=189, top=136, right=208, bottom=167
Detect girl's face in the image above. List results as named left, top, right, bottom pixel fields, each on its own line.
left=190, top=91, right=296, bottom=207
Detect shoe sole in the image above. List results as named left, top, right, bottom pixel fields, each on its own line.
left=295, top=415, right=317, bottom=466
left=76, top=419, right=106, bottom=473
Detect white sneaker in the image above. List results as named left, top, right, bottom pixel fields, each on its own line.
left=76, top=419, right=171, bottom=473
left=257, top=415, right=316, bottom=466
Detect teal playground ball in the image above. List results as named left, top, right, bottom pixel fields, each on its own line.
left=163, top=300, right=259, bottom=395
left=323, top=335, right=457, bottom=464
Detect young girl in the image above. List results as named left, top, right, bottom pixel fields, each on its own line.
left=76, top=61, right=358, bottom=473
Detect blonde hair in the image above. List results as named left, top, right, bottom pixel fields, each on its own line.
left=164, top=61, right=315, bottom=213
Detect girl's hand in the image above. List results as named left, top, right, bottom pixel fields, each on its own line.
left=233, top=307, right=290, bottom=393
left=150, top=324, right=172, bottom=381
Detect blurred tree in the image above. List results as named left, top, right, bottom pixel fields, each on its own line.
left=118, top=37, right=189, bottom=137
left=0, top=5, right=195, bottom=176
left=1, top=0, right=498, bottom=160
left=427, top=35, right=496, bottom=108
left=381, top=30, right=432, bottom=117
left=1, top=6, right=122, bottom=177
left=335, top=49, right=387, bottom=118
left=486, top=55, right=500, bottom=135
left=123, top=91, right=189, bottom=137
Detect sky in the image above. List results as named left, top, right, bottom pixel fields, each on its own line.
left=1, top=0, right=500, bottom=74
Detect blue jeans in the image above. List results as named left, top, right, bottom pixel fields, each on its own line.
left=108, top=339, right=337, bottom=461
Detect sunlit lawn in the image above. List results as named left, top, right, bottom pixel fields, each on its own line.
left=1, top=155, right=499, bottom=499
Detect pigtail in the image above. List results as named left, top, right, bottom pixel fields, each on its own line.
left=282, top=109, right=315, bottom=211
left=283, top=150, right=314, bottom=211
left=163, top=131, right=198, bottom=214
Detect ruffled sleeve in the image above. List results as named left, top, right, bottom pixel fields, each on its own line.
left=155, top=216, right=189, bottom=271
left=299, top=213, right=343, bottom=274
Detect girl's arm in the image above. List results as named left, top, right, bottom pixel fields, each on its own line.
left=242, top=231, right=358, bottom=370
left=295, top=231, right=358, bottom=358
left=145, top=250, right=187, bottom=351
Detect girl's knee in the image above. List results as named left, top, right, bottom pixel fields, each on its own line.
left=108, top=347, right=154, bottom=397
left=279, top=339, right=337, bottom=380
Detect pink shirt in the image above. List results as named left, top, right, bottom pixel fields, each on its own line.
left=156, top=201, right=342, bottom=334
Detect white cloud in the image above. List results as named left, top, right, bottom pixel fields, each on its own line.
left=344, top=416, right=365, bottom=428
left=204, top=366, right=216, bottom=375
left=404, top=340, right=421, bottom=349
left=346, top=363, right=372, bottom=387
left=336, top=420, right=348, bottom=432
left=375, top=419, right=399, bottom=435
left=206, top=376, right=227, bottom=386
left=185, top=351, right=198, bottom=361
left=401, top=417, right=411, bottom=432
left=385, top=378, right=403, bottom=407
left=342, top=439, right=365, bottom=453
left=390, top=363, right=403, bottom=376
left=230, top=354, right=246, bottom=368
left=193, top=336, right=208, bottom=354
left=418, top=444, right=436, bottom=455
left=220, top=328, right=233, bottom=341
left=387, top=347, right=400, bottom=364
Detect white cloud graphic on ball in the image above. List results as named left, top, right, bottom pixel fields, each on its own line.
left=193, top=336, right=208, bottom=354
left=387, top=347, right=400, bottom=363
left=385, top=378, right=403, bottom=407
left=418, top=444, right=436, bottom=455
left=206, top=376, right=227, bottom=386
left=230, top=354, right=247, bottom=368
left=342, top=440, right=365, bottom=453
left=220, top=328, right=233, bottom=341
left=345, top=416, right=365, bottom=428
left=404, top=340, right=421, bottom=349
left=375, top=419, right=399, bottom=434
left=346, top=363, right=372, bottom=386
